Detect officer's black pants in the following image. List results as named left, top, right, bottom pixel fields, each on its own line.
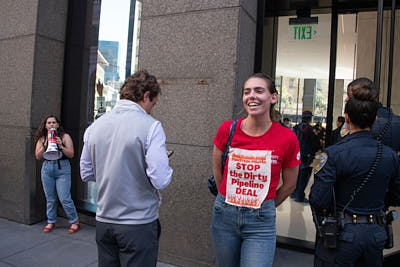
left=314, top=224, right=386, bottom=267
left=96, top=220, right=159, bottom=267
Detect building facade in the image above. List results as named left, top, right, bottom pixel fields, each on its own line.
left=1, top=0, right=399, bottom=266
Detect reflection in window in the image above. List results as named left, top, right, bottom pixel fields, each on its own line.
left=275, top=14, right=332, bottom=126
left=86, top=0, right=142, bottom=205
left=272, top=13, right=359, bottom=244
left=94, top=0, right=142, bottom=119
left=274, top=14, right=332, bottom=243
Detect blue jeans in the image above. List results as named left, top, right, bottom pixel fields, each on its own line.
left=41, top=159, right=78, bottom=223
left=211, top=194, right=276, bottom=267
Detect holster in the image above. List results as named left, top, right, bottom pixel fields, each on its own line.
left=383, top=210, right=398, bottom=249
left=385, top=224, right=394, bottom=249
left=311, top=206, right=339, bottom=249
left=320, top=216, right=339, bottom=249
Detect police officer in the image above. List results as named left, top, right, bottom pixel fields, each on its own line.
left=344, top=78, right=400, bottom=152
left=309, top=80, right=400, bottom=266
left=371, top=103, right=400, bottom=152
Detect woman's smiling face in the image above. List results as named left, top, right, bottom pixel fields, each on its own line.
left=243, top=77, right=277, bottom=117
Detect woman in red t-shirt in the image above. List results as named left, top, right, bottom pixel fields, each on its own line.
left=211, top=73, right=300, bottom=267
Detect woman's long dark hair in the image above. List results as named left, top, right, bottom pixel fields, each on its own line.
left=34, top=115, right=66, bottom=144
left=345, top=79, right=379, bottom=129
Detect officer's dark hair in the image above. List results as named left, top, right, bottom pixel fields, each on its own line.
left=120, top=69, right=161, bottom=102
left=345, top=82, right=379, bottom=129
left=347, top=77, right=378, bottom=100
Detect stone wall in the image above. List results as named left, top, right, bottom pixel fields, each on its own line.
left=138, top=0, right=258, bottom=265
left=0, top=0, right=68, bottom=224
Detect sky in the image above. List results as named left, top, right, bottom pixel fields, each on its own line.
left=98, top=0, right=140, bottom=79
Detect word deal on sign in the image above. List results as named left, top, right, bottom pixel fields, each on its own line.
left=293, top=25, right=316, bottom=40
left=236, top=187, right=257, bottom=197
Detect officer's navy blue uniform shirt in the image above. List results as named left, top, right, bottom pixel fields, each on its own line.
left=371, top=104, right=400, bottom=153
left=310, top=131, right=400, bottom=214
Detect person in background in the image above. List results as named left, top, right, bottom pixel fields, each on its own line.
left=291, top=111, right=320, bottom=203
left=330, top=116, right=345, bottom=146
left=310, top=79, right=400, bottom=266
left=80, top=69, right=173, bottom=267
left=35, top=115, right=80, bottom=233
left=346, top=77, right=400, bottom=154
left=211, top=73, right=300, bottom=267
left=283, top=117, right=291, bottom=129
left=313, top=122, right=325, bottom=150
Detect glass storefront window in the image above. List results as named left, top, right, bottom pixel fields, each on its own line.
left=94, top=0, right=142, bottom=119
left=83, top=0, right=142, bottom=206
left=272, top=12, right=361, bottom=244
left=332, top=14, right=357, bottom=139
left=268, top=10, right=400, bottom=255
left=274, top=13, right=332, bottom=243
left=275, top=14, right=331, bottom=127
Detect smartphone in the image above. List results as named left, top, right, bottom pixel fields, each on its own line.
left=167, top=150, right=174, bottom=158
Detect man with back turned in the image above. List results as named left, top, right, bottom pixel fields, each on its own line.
left=80, top=69, right=173, bottom=267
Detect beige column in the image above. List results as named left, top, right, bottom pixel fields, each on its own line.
left=0, top=0, right=68, bottom=223
left=303, top=79, right=316, bottom=114
left=333, top=79, right=344, bottom=128
left=356, top=11, right=400, bottom=114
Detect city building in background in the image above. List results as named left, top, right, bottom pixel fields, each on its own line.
left=98, top=40, right=120, bottom=83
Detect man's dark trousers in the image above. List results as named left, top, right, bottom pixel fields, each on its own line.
left=96, top=220, right=159, bottom=267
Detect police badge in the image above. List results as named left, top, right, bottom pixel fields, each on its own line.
left=314, top=152, right=328, bottom=174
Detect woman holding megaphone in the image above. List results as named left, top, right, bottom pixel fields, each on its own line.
left=35, top=115, right=80, bottom=234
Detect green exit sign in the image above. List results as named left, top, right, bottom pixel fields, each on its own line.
left=290, top=25, right=318, bottom=40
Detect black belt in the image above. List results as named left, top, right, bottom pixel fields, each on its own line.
left=342, top=213, right=382, bottom=225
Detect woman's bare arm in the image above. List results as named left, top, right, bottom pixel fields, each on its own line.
left=275, top=165, right=299, bottom=207
left=213, top=145, right=223, bottom=189
left=58, top=133, right=74, bottom=158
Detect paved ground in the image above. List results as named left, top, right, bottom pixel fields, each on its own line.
left=0, top=217, right=314, bottom=267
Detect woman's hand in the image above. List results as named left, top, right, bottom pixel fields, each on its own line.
left=213, top=145, right=223, bottom=190
left=55, top=136, right=63, bottom=147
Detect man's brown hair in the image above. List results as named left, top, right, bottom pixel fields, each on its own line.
left=120, top=69, right=161, bottom=102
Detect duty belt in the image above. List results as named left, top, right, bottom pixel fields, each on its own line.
left=342, top=213, right=382, bottom=225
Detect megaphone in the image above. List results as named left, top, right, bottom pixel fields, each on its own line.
left=43, top=128, right=63, bottom=160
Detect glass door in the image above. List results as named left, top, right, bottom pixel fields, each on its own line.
left=270, top=10, right=400, bottom=256
left=273, top=13, right=332, bottom=243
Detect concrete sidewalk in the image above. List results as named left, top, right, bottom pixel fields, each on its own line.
left=0, top=217, right=314, bottom=267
